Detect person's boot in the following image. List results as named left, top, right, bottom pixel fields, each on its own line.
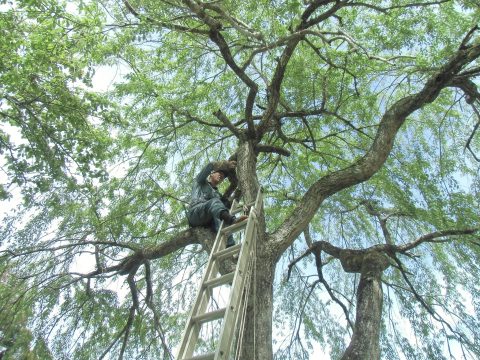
left=219, top=210, right=235, bottom=225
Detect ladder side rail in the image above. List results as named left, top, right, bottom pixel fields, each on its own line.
left=232, top=256, right=255, bottom=359
left=217, top=189, right=262, bottom=358
left=214, top=206, right=259, bottom=359
left=177, top=226, right=224, bottom=359
left=177, top=199, right=238, bottom=359
left=253, top=188, right=262, bottom=210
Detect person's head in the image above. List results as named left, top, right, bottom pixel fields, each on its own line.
left=208, top=170, right=226, bottom=186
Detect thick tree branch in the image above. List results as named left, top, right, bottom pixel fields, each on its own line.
left=289, top=228, right=478, bottom=278
left=213, top=109, right=243, bottom=139
left=118, top=227, right=215, bottom=274
left=254, top=144, right=291, bottom=157
left=271, top=39, right=480, bottom=254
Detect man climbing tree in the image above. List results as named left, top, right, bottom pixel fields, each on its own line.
left=187, top=160, right=247, bottom=247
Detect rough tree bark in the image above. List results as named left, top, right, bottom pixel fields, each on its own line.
left=341, top=252, right=390, bottom=360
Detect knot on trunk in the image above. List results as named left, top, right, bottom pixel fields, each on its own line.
left=361, top=251, right=390, bottom=277
left=339, top=250, right=390, bottom=275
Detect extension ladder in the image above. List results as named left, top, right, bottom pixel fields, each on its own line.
left=176, top=189, right=263, bottom=360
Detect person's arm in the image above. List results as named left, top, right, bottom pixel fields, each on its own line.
left=195, top=161, right=237, bottom=183
left=195, top=162, right=214, bottom=184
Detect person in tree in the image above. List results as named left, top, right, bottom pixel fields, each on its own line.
left=187, top=160, right=247, bottom=247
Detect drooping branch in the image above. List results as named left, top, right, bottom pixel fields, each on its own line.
left=119, top=306, right=136, bottom=360
left=389, top=253, right=476, bottom=350
left=313, top=249, right=355, bottom=329
left=144, top=260, right=174, bottom=359
left=98, top=305, right=136, bottom=360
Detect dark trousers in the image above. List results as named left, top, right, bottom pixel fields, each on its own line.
left=187, top=198, right=234, bottom=246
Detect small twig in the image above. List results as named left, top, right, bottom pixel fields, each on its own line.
left=466, top=104, right=480, bottom=162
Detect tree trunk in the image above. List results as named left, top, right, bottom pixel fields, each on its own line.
left=235, top=139, right=275, bottom=359
left=237, top=253, right=275, bottom=359
left=341, top=252, right=389, bottom=360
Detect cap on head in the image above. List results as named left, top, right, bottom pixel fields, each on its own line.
left=211, top=170, right=226, bottom=177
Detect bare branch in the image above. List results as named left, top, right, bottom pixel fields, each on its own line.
left=287, top=246, right=314, bottom=281
left=257, top=1, right=347, bottom=139
left=119, top=306, right=136, bottom=360
left=397, top=228, right=478, bottom=253
left=313, top=249, right=355, bottom=329
left=144, top=260, right=173, bottom=359
left=98, top=305, right=136, bottom=360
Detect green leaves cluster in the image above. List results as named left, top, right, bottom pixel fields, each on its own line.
left=0, top=0, right=116, bottom=202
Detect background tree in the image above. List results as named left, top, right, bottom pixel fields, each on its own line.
left=1, top=0, right=480, bottom=359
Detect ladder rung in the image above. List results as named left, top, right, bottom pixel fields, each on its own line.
left=213, top=243, right=241, bottom=261
left=231, top=200, right=256, bottom=214
left=192, top=308, right=226, bottom=325
left=204, top=272, right=235, bottom=289
left=221, top=219, right=247, bottom=234
left=183, top=352, right=215, bottom=360
left=231, top=204, right=255, bottom=215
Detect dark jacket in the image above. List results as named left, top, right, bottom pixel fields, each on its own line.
left=189, top=163, right=231, bottom=208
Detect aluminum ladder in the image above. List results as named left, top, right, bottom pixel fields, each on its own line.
left=176, top=189, right=262, bottom=360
